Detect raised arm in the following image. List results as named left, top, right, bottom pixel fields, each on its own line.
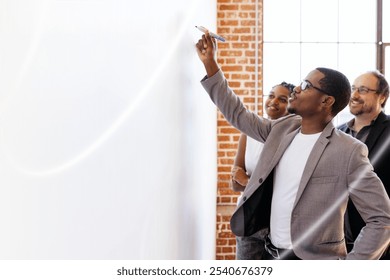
left=196, top=33, right=272, bottom=142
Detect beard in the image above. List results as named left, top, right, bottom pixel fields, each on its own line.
left=350, top=108, right=364, bottom=116
left=349, top=103, right=373, bottom=116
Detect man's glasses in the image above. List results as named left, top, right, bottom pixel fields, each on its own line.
left=351, top=85, right=378, bottom=94
left=300, top=80, right=330, bottom=95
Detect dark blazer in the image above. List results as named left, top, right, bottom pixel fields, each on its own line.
left=338, top=111, right=390, bottom=257
left=202, top=70, right=390, bottom=259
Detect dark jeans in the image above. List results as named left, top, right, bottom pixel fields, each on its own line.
left=236, top=228, right=268, bottom=260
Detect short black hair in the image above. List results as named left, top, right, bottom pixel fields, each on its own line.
left=316, top=67, right=351, bottom=116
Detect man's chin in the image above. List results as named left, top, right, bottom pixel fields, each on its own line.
left=349, top=109, right=362, bottom=116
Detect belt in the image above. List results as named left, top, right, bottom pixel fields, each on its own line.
left=264, top=235, right=300, bottom=260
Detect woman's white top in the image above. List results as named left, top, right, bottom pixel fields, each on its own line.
left=245, top=136, right=264, bottom=176
left=236, top=136, right=264, bottom=205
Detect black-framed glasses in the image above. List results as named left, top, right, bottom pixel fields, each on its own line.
left=351, top=85, right=378, bottom=94
left=300, top=80, right=330, bottom=95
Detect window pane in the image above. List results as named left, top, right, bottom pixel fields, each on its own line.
left=300, top=43, right=339, bottom=74
left=383, top=0, right=390, bottom=42
left=263, top=0, right=300, bottom=42
left=336, top=43, right=376, bottom=126
left=263, top=43, right=301, bottom=96
left=338, top=43, right=376, bottom=81
left=263, top=0, right=379, bottom=118
left=301, top=0, right=339, bottom=42
left=335, top=107, right=354, bottom=127
left=339, top=0, right=376, bottom=42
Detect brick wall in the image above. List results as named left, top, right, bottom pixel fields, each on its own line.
left=215, top=0, right=263, bottom=260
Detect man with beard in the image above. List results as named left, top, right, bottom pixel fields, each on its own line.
left=338, top=71, right=390, bottom=259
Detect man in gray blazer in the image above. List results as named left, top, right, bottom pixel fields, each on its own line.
left=196, top=33, right=390, bottom=259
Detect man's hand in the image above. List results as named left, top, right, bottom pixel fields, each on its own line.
left=231, top=166, right=249, bottom=187
left=195, top=32, right=220, bottom=77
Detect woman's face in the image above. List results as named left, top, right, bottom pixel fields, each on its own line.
left=265, top=85, right=290, bottom=119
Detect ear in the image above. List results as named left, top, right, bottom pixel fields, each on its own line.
left=379, top=94, right=386, bottom=106
left=322, top=96, right=335, bottom=109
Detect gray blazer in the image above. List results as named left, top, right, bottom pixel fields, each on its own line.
left=201, top=70, right=390, bottom=259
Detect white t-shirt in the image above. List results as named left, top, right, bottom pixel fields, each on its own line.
left=270, top=131, right=321, bottom=249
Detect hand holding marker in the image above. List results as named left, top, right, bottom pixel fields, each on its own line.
left=195, top=26, right=226, bottom=42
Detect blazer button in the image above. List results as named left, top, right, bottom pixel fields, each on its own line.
left=242, top=196, right=247, bottom=202
left=259, top=178, right=263, bottom=184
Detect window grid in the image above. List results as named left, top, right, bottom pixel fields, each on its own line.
left=263, top=0, right=389, bottom=121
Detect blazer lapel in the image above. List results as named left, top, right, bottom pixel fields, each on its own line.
left=245, top=127, right=299, bottom=197
left=293, top=122, right=333, bottom=206
left=365, top=112, right=387, bottom=151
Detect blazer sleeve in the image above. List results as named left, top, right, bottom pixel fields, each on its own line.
left=346, top=142, right=390, bottom=259
left=201, top=70, right=271, bottom=142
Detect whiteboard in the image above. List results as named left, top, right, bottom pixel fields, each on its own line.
left=0, top=0, right=217, bottom=259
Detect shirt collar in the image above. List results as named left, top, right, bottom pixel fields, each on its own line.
left=347, top=115, right=378, bottom=131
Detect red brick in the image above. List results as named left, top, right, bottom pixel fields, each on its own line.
left=245, top=50, right=256, bottom=56
left=243, top=97, right=255, bottom=103
left=241, top=4, right=255, bottom=11
left=224, top=255, right=236, bottom=260
left=218, top=166, right=232, bottom=172
left=244, top=82, right=256, bottom=87
left=218, top=27, right=231, bottom=34
left=220, top=20, right=239, bottom=26
left=220, top=128, right=239, bottom=134
left=219, top=4, right=239, bottom=11
left=219, top=189, right=236, bottom=196
left=241, top=20, right=256, bottom=26
left=218, top=174, right=232, bottom=181
left=226, top=35, right=240, bottom=41
left=225, top=58, right=237, bottom=64
left=220, top=50, right=243, bottom=57
left=232, top=27, right=251, bottom=33
left=232, top=73, right=250, bottom=80
left=217, top=120, right=230, bottom=126
left=229, top=239, right=237, bottom=245
left=217, top=239, right=228, bottom=245
left=222, top=247, right=233, bottom=253
left=216, top=0, right=263, bottom=261
left=218, top=232, right=235, bottom=239
left=218, top=182, right=230, bottom=188
left=219, top=158, right=234, bottom=165
left=217, top=151, right=226, bottom=157
left=241, top=35, right=256, bottom=41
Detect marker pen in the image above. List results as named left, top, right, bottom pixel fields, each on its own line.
left=195, top=26, right=226, bottom=42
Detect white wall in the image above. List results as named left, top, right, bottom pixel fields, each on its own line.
left=0, top=0, right=217, bottom=259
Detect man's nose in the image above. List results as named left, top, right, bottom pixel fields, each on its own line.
left=351, top=89, right=360, bottom=99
